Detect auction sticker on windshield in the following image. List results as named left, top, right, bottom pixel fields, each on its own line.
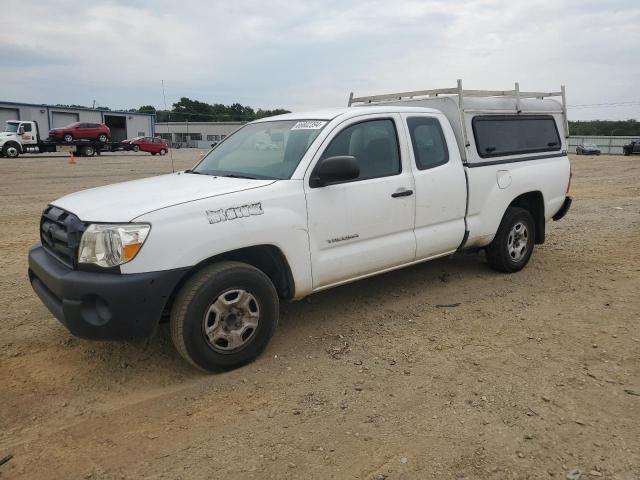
left=291, top=121, right=327, bottom=130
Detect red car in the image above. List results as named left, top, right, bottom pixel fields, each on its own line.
left=49, top=122, right=111, bottom=143
left=123, top=136, right=169, bottom=155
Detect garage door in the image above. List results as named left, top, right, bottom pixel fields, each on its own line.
left=52, top=111, right=79, bottom=128
left=0, top=107, right=20, bottom=127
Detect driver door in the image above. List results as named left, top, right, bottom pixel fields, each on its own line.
left=304, top=114, right=416, bottom=290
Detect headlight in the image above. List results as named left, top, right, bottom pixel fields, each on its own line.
left=78, top=224, right=150, bottom=268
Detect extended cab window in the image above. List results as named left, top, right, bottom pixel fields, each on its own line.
left=472, top=115, right=561, bottom=158
left=407, top=117, right=448, bottom=169
left=321, top=119, right=400, bottom=180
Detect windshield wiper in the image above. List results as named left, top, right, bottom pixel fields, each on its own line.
left=221, top=173, right=260, bottom=180
left=184, top=170, right=206, bottom=175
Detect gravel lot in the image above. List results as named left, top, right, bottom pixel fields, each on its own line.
left=1, top=150, right=639, bottom=479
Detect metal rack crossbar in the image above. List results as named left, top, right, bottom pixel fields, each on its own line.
left=348, top=79, right=569, bottom=144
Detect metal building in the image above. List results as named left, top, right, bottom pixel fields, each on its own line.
left=0, top=101, right=155, bottom=142
left=154, top=121, right=244, bottom=149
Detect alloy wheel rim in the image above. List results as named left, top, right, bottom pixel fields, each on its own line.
left=507, top=221, right=529, bottom=262
left=202, top=289, right=260, bottom=353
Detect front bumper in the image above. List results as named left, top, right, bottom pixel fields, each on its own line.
left=552, top=196, right=572, bottom=221
left=28, top=245, right=188, bottom=340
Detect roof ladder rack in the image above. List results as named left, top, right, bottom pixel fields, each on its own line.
left=348, top=79, right=569, bottom=139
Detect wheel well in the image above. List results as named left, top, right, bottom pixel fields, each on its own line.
left=509, top=191, right=545, bottom=244
left=162, top=245, right=295, bottom=318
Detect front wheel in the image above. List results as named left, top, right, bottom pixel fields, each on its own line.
left=170, top=262, right=279, bottom=372
left=132, top=145, right=140, bottom=152
left=63, top=133, right=73, bottom=142
left=98, top=134, right=108, bottom=143
left=2, top=144, right=20, bottom=158
left=159, top=148, right=167, bottom=156
left=485, top=207, right=535, bottom=273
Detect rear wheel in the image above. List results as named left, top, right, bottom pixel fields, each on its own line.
left=98, top=134, right=108, bottom=143
left=170, top=262, right=279, bottom=372
left=159, top=148, right=167, bottom=156
left=63, top=133, right=73, bottom=142
left=486, top=207, right=535, bottom=273
left=82, top=145, right=95, bottom=157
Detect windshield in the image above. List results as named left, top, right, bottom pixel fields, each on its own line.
left=5, top=123, right=19, bottom=133
left=193, top=119, right=327, bottom=179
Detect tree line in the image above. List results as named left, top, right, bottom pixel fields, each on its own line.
left=55, top=98, right=290, bottom=122
left=57, top=99, right=640, bottom=135
left=568, top=119, right=640, bottom=136
left=137, top=98, right=290, bottom=122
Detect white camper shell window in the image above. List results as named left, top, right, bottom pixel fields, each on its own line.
left=472, top=115, right=561, bottom=158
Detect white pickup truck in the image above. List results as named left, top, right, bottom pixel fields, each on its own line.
left=28, top=81, right=572, bottom=371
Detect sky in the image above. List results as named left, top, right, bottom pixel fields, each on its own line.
left=1, top=0, right=639, bottom=121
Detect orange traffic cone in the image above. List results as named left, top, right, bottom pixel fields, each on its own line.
left=69, top=152, right=76, bottom=164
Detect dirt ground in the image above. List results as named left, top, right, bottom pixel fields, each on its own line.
left=0, top=150, right=638, bottom=480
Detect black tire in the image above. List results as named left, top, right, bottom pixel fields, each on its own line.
left=2, top=143, right=20, bottom=158
left=63, top=133, right=73, bottom=142
left=132, top=145, right=140, bottom=152
left=98, top=134, right=108, bottom=143
left=159, top=148, right=167, bottom=156
left=485, top=207, right=536, bottom=273
left=170, top=261, right=279, bottom=372
left=82, top=145, right=95, bottom=157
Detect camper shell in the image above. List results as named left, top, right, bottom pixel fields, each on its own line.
left=348, top=80, right=568, bottom=166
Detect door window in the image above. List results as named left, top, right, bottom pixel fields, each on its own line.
left=406, top=117, right=449, bottom=169
left=320, top=119, right=400, bottom=181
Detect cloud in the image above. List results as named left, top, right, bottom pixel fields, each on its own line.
left=0, top=0, right=638, bottom=120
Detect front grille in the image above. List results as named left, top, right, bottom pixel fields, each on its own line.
left=40, top=206, right=86, bottom=269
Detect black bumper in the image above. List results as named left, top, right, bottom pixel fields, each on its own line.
left=28, top=245, right=188, bottom=340
left=552, top=196, right=572, bottom=221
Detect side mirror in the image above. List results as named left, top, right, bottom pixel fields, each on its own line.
left=18, top=126, right=24, bottom=134
left=310, top=155, right=359, bottom=188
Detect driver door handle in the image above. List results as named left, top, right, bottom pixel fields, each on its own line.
left=391, top=188, right=413, bottom=198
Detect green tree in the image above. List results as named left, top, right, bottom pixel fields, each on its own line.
left=138, top=105, right=156, bottom=114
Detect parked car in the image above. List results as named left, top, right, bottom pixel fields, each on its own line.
left=575, top=143, right=601, bottom=155
left=123, top=136, right=169, bottom=155
left=49, top=122, right=110, bottom=143
left=28, top=82, right=572, bottom=372
left=622, top=139, right=640, bottom=156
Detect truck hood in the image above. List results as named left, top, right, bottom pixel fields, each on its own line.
left=51, top=172, right=276, bottom=222
left=0, top=132, right=18, bottom=139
